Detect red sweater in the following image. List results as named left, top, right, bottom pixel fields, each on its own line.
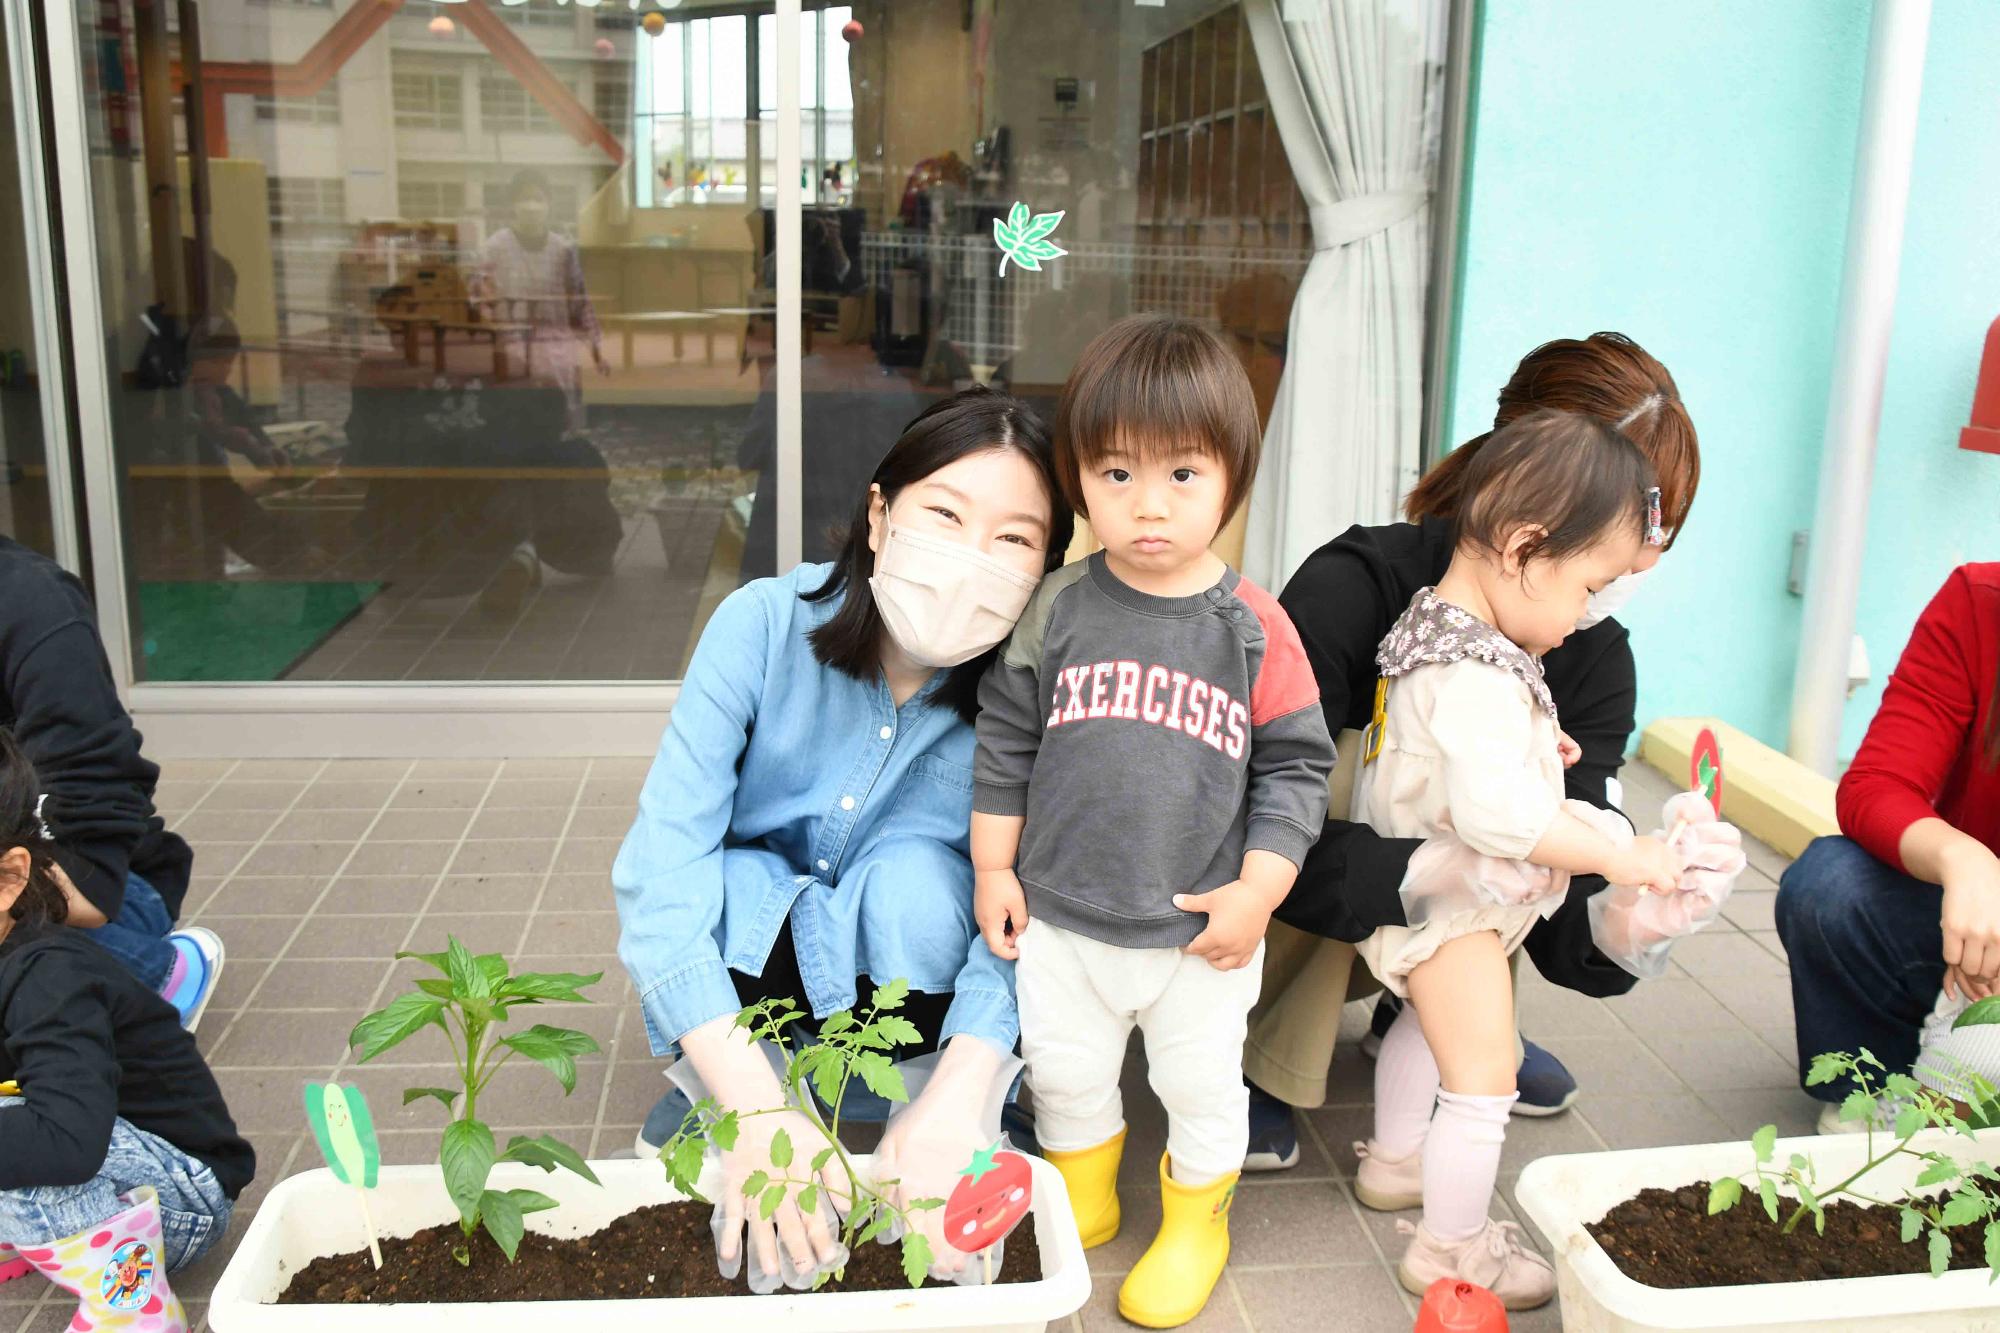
left=1837, top=564, right=2000, bottom=871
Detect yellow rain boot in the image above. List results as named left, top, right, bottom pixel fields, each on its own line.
left=1117, top=1154, right=1237, bottom=1329
left=1043, top=1126, right=1125, bottom=1249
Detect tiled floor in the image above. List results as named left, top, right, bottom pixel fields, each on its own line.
left=0, top=756, right=1817, bottom=1332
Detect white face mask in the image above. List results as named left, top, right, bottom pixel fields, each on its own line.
left=1575, top=566, right=1653, bottom=631
left=869, top=516, right=1041, bottom=668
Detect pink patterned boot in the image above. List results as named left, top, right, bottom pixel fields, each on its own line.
left=14, top=1187, right=188, bottom=1332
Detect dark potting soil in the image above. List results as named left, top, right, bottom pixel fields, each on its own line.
left=1587, top=1183, right=1988, bottom=1288
left=276, top=1200, right=1041, bottom=1304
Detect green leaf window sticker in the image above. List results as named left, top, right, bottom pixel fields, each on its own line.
left=993, top=201, right=1068, bottom=277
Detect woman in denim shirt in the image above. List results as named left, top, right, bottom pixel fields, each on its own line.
left=616, top=388, right=1073, bottom=1290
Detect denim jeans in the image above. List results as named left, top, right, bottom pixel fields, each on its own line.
left=0, top=1099, right=231, bottom=1271
left=1775, top=835, right=1943, bottom=1102
left=84, top=873, right=179, bottom=993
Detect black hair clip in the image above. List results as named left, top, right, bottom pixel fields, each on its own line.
left=1644, top=486, right=1666, bottom=547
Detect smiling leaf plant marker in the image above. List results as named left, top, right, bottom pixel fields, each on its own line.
left=944, top=1141, right=1034, bottom=1284
left=305, top=1082, right=383, bottom=1268
left=992, top=201, right=1067, bottom=277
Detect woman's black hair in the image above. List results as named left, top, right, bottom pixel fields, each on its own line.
left=0, top=730, right=67, bottom=931
left=804, top=386, right=1074, bottom=723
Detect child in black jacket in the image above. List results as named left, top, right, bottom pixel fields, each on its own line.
left=0, top=730, right=252, bottom=1329
left=0, top=536, right=219, bottom=1029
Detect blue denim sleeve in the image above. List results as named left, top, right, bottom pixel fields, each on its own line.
left=835, top=830, right=1019, bottom=1053
left=942, top=933, right=1019, bottom=1053
left=614, top=583, right=771, bottom=1050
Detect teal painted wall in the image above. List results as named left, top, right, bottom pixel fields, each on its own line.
left=1450, top=0, right=2000, bottom=759
left=1842, top=1, right=2000, bottom=754
left=1446, top=2, right=1874, bottom=751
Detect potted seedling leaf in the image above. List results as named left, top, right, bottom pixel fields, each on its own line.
left=1517, top=1025, right=2000, bottom=1330
left=346, top=938, right=603, bottom=1265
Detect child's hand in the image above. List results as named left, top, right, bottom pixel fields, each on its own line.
left=974, top=868, right=1029, bottom=960
left=1557, top=729, right=1582, bottom=768
left=1607, top=835, right=1683, bottom=896
left=1173, top=880, right=1277, bottom=971
left=1945, top=964, right=1998, bottom=1003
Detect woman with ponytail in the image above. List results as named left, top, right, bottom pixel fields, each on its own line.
left=1238, top=333, right=1748, bottom=1172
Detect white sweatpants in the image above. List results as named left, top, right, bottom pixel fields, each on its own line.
left=1016, top=919, right=1264, bottom=1184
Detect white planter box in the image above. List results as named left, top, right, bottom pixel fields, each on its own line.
left=1515, top=1128, right=2000, bottom=1332
left=209, top=1156, right=1089, bottom=1333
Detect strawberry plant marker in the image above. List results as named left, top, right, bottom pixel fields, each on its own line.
left=945, top=1142, right=1033, bottom=1285
left=304, top=1082, right=383, bottom=1268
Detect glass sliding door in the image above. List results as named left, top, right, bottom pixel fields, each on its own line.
left=62, top=0, right=794, bottom=686
left=825, top=0, right=1448, bottom=571
left=0, top=2, right=66, bottom=560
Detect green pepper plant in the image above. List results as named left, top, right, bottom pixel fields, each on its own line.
left=349, top=937, right=603, bottom=1266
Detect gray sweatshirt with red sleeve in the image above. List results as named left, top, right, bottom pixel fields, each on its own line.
left=974, top=554, right=1336, bottom=949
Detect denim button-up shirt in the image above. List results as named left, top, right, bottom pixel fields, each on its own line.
left=614, top=563, right=1015, bottom=1056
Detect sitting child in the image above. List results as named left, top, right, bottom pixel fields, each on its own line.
left=1348, top=410, right=1682, bottom=1309
left=0, top=730, right=253, bottom=1329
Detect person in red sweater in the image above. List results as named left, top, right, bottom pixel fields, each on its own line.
left=1777, top=563, right=2000, bottom=1126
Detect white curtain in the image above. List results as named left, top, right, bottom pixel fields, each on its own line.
left=1239, top=0, right=1449, bottom=591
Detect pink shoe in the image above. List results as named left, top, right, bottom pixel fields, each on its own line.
left=1395, top=1216, right=1554, bottom=1310
left=1351, top=1139, right=1422, bottom=1212
left=0, top=1244, right=28, bottom=1285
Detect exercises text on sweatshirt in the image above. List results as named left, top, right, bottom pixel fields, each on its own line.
left=973, top=553, right=1336, bottom=949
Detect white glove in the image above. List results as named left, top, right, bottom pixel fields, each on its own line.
left=673, top=1017, right=848, bottom=1293
left=1662, top=791, right=1749, bottom=901
left=873, top=1034, right=1019, bottom=1284
left=1588, top=792, right=1747, bottom=978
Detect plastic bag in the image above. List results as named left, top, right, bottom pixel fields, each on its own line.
left=873, top=1046, right=1025, bottom=1285
left=666, top=1043, right=849, bottom=1294
left=1586, top=793, right=1744, bottom=979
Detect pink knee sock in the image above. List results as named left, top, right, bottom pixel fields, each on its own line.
left=1422, top=1088, right=1517, bottom=1240
left=1373, top=1001, right=1439, bottom=1158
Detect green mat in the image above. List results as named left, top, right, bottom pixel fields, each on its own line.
left=139, top=581, right=382, bottom=683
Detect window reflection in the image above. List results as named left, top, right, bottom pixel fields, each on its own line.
left=69, top=0, right=1430, bottom=684
left=790, top=0, right=1318, bottom=575
left=83, top=0, right=801, bottom=683
left=0, top=14, right=53, bottom=556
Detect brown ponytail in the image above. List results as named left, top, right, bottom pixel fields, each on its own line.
left=1408, top=332, right=1700, bottom=548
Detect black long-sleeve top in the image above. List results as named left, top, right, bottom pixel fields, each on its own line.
left=0, top=537, right=192, bottom=920
left=0, top=925, right=253, bottom=1196
left=1272, top=519, right=1641, bottom=998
